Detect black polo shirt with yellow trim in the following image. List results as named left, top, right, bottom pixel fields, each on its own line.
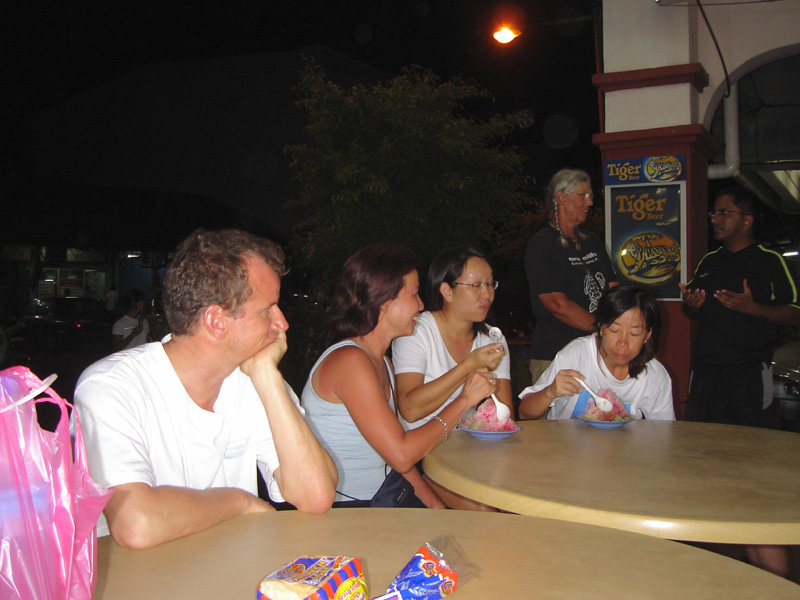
left=687, top=243, right=798, bottom=371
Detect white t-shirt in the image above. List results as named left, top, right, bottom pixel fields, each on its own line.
left=105, top=290, right=118, bottom=311
left=391, top=311, right=511, bottom=429
left=75, top=341, right=301, bottom=536
left=112, top=314, right=150, bottom=350
left=518, top=334, right=675, bottom=420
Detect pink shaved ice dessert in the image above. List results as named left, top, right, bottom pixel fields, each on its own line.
left=460, top=399, right=517, bottom=432
left=580, top=389, right=632, bottom=422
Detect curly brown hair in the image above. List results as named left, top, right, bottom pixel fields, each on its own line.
left=162, top=229, right=287, bottom=335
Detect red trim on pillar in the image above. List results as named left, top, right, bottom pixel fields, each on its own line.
left=593, top=125, right=719, bottom=154
left=592, top=63, right=709, bottom=93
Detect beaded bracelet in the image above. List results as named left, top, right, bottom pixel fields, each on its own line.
left=432, top=415, right=449, bottom=441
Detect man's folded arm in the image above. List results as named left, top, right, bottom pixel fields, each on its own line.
left=104, top=482, right=273, bottom=550
left=249, top=366, right=338, bottom=513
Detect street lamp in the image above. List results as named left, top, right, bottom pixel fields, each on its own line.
left=493, top=27, right=520, bottom=44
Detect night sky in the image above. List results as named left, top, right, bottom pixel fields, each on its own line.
left=7, top=1, right=602, bottom=173
left=4, top=1, right=604, bottom=256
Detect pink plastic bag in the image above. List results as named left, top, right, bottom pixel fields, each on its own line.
left=0, top=366, right=112, bottom=600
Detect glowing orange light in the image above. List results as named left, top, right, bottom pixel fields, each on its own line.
left=493, top=27, right=520, bottom=44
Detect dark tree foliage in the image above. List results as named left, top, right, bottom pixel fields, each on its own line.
left=284, top=59, right=533, bottom=290
left=279, top=60, right=541, bottom=390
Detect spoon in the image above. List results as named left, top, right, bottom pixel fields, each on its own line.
left=485, top=326, right=511, bottom=420
left=572, top=376, right=613, bottom=413
left=489, top=392, right=511, bottom=421
left=630, top=399, right=641, bottom=419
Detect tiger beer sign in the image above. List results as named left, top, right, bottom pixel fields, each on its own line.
left=605, top=155, right=684, bottom=185
left=604, top=156, right=686, bottom=300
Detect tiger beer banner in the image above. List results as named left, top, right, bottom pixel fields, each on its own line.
left=604, top=156, right=686, bottom=300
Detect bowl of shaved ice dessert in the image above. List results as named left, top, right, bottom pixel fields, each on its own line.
left=572, top=389, right=634, bottom=428
left=457, top=398, right=521, bottom=440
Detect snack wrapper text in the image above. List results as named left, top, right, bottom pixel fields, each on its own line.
left=257, top=556, right=366, bottom=600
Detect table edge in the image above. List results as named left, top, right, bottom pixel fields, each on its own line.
left=423, top=452, right=800, bottom=545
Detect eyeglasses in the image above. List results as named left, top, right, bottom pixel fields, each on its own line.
left=453, top=281, right=499, bottom=290
left=564, top=190, right=594, bottom=201
left=708, top=209, right=746, bottom=218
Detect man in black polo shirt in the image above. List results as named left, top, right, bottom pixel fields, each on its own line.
left=680, top=185, right=799, bottom=578
left=681, top=186, right=800, bottom=425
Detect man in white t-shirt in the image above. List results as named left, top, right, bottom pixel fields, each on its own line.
left=111, top=288, right=150, bottom=351
left=105, top=285, right=118, bottom=312
left=75, top=229, right=337, bottom=549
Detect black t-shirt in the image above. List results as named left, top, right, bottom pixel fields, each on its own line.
left=687, top=243, right=798, bottom=370
left=524, top=226, right=617, bottom=360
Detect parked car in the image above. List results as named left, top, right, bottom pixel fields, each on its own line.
left=773, top=342, right=800, bottom=432
left=19, top=297, right=112, bottom=353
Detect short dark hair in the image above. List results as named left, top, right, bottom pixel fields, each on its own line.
left=716, top=185, right=759, bottom=217
left=162, top=229, right=287, bottom=335
left=425, top=246, right=493, bottom=311
left=123, top=288, right=144, bottom=311
left=593, top=285, right=660, bottom=378
left=328, top=244, right=419, bottom=343
left=425, top=246, right=494, bottom=336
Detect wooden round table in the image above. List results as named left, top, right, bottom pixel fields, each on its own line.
left=94, top=508, right=800, bottom=599
left=423, top=420, right=800, bottom=544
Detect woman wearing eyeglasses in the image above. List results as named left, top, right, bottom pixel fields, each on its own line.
left=392, top=246, right=511, bottom=426
left=524, top=168, right=619, bottom=388
left=392, top=246, right=510, bottom=508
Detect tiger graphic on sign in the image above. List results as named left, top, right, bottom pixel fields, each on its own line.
left=618, top=232, right=681, bottom=285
